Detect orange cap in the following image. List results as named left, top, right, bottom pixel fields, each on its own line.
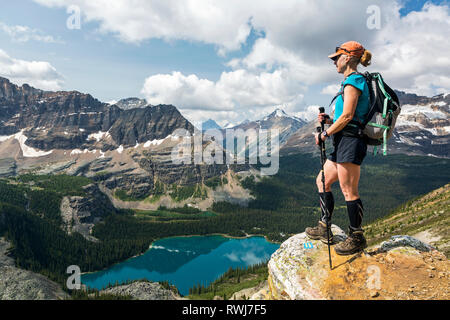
left=328, top=41, right=365, bottom=60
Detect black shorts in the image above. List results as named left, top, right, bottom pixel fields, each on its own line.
left=329, top=132, right=367, bottom=165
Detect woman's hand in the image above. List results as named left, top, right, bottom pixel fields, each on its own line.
left=315, top=132, right=327, bottom=145
left=318, top=113, right=331, bottom=125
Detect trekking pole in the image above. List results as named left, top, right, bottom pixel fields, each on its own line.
left=317, top=107, right=332, bottom=270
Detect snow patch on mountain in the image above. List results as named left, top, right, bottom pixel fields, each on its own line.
left=0, top=131, right=53, bottom=157
left=400, top=103, right=447, bottom=120
left=0, top=134, right=14, bottom=142
left=144, top=138, right=165, bottom=147
left=87, top=131, right=110, bottom=142
left=13, top=131, right=53, bottom=158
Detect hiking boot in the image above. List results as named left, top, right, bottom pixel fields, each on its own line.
left=305, top=220, right=334, bottom=244
left=334, top=228, right=367, bottom=256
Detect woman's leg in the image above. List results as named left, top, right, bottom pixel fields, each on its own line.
left=336, top=162, right=360, bottom=201
left=316, top=160, right=339, bottom=222
left=337, top=162, right=364, bottom=229
left=335, top=162, right=367, bottom=255
left=306, top=160, right=339, bottom=241
left=316, top=159, right=339, bottom=192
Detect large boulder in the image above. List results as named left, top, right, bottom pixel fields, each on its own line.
left=267, top=227, right=449, bottom=300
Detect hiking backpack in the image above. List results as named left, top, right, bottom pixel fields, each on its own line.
left=330, top=71, right=402, bottom=155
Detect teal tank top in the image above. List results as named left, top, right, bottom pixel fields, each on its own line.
left=333, top=73, right=370, bottom=123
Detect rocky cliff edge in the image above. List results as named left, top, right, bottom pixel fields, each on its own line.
left=267, top=226, right=449, bottom=300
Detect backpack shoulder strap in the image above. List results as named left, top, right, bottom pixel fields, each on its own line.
left=328, top=87, right=344, bottom=108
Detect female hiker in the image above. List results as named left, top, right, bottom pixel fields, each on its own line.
left=305, top=41, right=372, bottom=255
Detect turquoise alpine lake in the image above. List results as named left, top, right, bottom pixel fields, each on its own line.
left=81, top=235, right=280, bottom=296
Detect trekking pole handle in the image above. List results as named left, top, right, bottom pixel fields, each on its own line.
left=316, top=126, right=325, bottom=149
left=318, top=107, right=330, bottom=124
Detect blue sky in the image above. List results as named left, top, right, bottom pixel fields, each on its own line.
left=0, top=0, right=449, bottom=127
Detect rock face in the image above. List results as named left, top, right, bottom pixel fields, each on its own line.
left=60, top=183, right=117, bottom=241
left=0, top=77, right=195, bottom=149
left=267, top=228, right=449, bottom=300
left=114, top=97, right=149, bottom=110
left=0, top=238, right=67, bottom=300
left=100, top=281, right=181, bottom=300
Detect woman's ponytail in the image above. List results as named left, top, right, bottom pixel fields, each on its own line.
left=360, top=49, right=372, bottom=67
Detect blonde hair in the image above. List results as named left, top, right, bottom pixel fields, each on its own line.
left=359, top=49, right=372, bottom=67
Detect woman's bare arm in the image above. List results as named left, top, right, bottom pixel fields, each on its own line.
left=326, top=85, right=361, bottom=135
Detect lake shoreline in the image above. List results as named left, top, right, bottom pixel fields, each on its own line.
left=81, top=233, right=282, bottom=276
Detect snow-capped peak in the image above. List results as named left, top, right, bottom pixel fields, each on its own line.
left=223, top=122, right=235, bottom=129
left=274, top=108, right=287, bottom=117
left=263, top=107, right=305, bottom=123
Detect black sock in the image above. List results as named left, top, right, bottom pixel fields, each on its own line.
left=319, top=192, right=334, bottom=223
left=346, top=198, right=364, bottom=230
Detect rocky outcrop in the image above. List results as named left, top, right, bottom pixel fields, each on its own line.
left=267, top=228, right=449, bottom=300
left=114, top=97, right=149, bottom=110
left=229, top=280, right=271, bottom=300
left=60, top=183, right=117, bottom=241
left=0, top=237, right=67, bottom=300
left=100, top=281, right=182, bottom=300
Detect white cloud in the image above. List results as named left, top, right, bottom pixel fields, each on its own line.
left=141, top=71, right=232, bottom=111
left=33, top=0, right=253, bottom=53
left=0, top=21, right=63, bottom=43
left=31, top=0, right=389, bottom=57
left=370, top=3, right=450, bottom=96
left=294, top=105, right=323, bottom=122
left=141, top=69, right=305, bottom=126
left=32, top=0, right=450, bottom=117
left=321, top=84, right=341, bottom=96
left=0, top=49, right=64, bottom=90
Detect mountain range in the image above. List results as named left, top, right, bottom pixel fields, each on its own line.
left=1, top=76, right=449, bottom=203
left=0, top=76, right=253, bottom=212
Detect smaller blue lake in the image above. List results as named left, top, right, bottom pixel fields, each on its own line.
left=81, top=235, right=280, bottom=296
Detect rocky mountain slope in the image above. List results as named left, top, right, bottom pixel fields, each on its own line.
left=365, top=183, right=449, bottom=257
left=0, top=76, right=194, bottom=149
left=99, top=280, right=182, bottom=300
left=201, top=119, right=222, bottom=131
left=0, top=237, right=67, bottom=300
left=222, top=108, right=307, bottom=159
left=229, top=108, right=306, bottom=145
left=0, top=77, right=252, bottom=212
left=281, top=90, right=450, bottom=158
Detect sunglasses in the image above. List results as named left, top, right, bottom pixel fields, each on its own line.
left=332, top=46, right=364, bottom=61
left=335, top=46, right=362, bottom=54
left=331, top=53, right=343, bottom=62
left=335, top=46, right=350, bottom=54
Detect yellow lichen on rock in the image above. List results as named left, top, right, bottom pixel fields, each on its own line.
left=267, top=228, right=450, bottom=300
